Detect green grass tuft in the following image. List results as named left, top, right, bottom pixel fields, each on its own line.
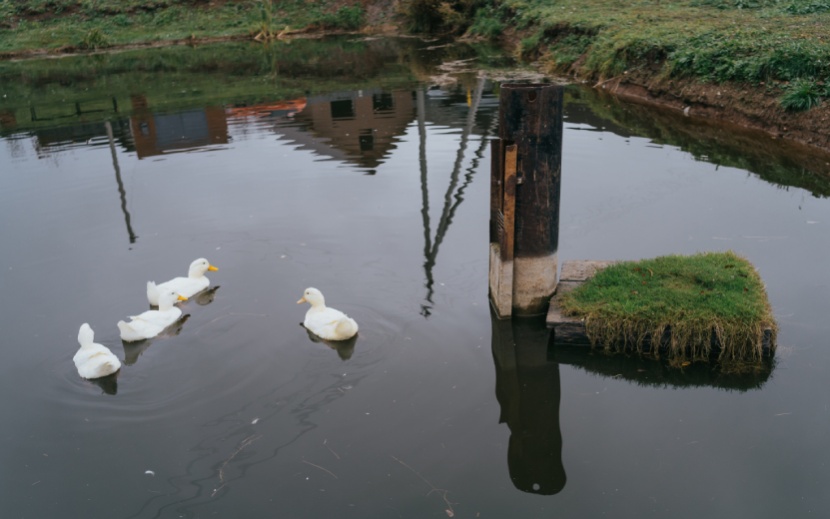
left=559, top=251, right=777, bottom=362
left=468, top=6, right=505, bottom=39
left=780, top=78, right=824, bottom=111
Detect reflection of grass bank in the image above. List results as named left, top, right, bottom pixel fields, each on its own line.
left=559, top=252, right=777, bottom=363
left=0, top=38, right=420, bottom=135
left=564, top=87, right=830, bottom=197
left=553, top=344, right=775, bottom=392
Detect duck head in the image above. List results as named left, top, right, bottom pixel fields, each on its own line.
left=297, top=287, right=325, bottom=308
left=158, top=289, right=189, bottom=310
left=78, top=323, right=95, bottom=347
left=188, top=258, right=218, bottom=278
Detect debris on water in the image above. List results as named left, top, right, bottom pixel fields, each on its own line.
left=145, top=470, right=155, bottom=476
left=251, top=417, right=259, bottom=425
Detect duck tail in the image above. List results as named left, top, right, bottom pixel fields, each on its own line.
left=146, top=281, right=159, bottom=306
left=103, top=358, right=122, bottom=374
left=117, top=320, right=139, bottom=342
left=335, top=318, right=359, bottom=339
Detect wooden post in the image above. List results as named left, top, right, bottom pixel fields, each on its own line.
left=489, top=83, right=564, bottom=317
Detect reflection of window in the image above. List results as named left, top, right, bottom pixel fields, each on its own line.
left=359, top=129, right=374, bottom=151
left=330, top=100, right=355, bottom=120
left=372, top=93, right=394, bottom=113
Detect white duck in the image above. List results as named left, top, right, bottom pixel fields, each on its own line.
left=74, top=323, right=121, bottom=379
left=146, top=258, right=218, bottom=306
left=297, top=287, right=359, bottom=341
left=118, top=290, right=188, bottom=342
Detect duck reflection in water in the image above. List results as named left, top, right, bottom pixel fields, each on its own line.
left=193, top=285, right=220, bottom=306
left=491, top=309, right=566, bottom=495
left=300, top=324, right=357, bottom=361
left=88, top=371, right=119, bottom=395
left=121, top=314, right=190, bottom=366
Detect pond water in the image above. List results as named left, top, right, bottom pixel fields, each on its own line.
left=1, top=38, right=830, bottom=518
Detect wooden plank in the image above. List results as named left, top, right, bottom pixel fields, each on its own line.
left=489, top=139, right=503, bottom=245
left=503, top=144, right=517, bottom=262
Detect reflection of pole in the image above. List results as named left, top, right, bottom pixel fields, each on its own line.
left=105, top=121, right=138, bottom=244
left=417, top=88, right=434, bottom=316
left=420, top=77, right=487, bottom=316
left=491, top=310, right=566, bottom=495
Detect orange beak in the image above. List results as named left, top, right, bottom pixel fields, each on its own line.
left=297, top=296, right=307, bottom=304
left=178, top=295, right=188, bottom=301
left=208, top=265, right=219, bottom=272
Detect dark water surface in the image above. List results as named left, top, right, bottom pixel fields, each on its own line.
left=1, top=38, right=830, bottom=518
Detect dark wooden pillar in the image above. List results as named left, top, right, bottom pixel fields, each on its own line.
left=490, top=83, right=564, bottom=317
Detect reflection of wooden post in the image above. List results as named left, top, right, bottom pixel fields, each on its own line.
left=490, top=84, right=564, bottom=317
left=491, top=308, right=566, bottom=495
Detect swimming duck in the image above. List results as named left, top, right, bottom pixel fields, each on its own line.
left=118, top=290, right=188, bottom=342
left=147, top=258, right=218, bottom=306
left=297, top=287, right=359, bottom=341
left=74, top=323, right=121, bottom=379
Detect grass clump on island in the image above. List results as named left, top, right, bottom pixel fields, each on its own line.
left=558, top=251, right=777, bottom=363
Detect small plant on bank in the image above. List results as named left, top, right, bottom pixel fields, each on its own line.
left=0, top=1, right=17, bottom=28
left=548, top=33, right=593, bottom=71
left=78, top=28, right=111, bottom=50
left=319, top=6, right=364, bottom=30
left=401, top=0, right=483, bottom=34
left=468, top=5, right=504, bottom=39
left=559, top=251, right=777, bottom=363
left=518, top=30, right=543, bottom=59
left=254, top=0, right=278, bottom=41
left=780, top=78, right=824, bottom=111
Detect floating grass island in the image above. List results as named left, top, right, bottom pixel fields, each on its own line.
left=554, top=252, right=777, bottom=363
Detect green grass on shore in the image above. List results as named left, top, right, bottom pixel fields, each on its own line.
left=558, top=252, right=777, bottom=362
left=3, top=0, right=830, bottom=113
left=467, top=0, right=830, bottom=111
left=0, top=0, right=366, bottom=54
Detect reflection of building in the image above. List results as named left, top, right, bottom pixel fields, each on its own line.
left=130, top=95, right=229, bottom=159
left=225, top=98, right=306, bottom=120
left=491, top=312, right=567, bottom=495
left=285, top=90, right=415, bottom=170
left=0, top=109, right=16, bottom=131
left=20, top=84, right=498, bottom=173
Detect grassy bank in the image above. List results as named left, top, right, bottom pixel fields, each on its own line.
left=467, top=0, right=830, bottom=110
left=2, top=1, right=830, bottom=151
left=558, top=252, right=777, bottom=363
left=0, top=0, right=370, bottom=55
left=4, top=0, right=829, bottom=112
